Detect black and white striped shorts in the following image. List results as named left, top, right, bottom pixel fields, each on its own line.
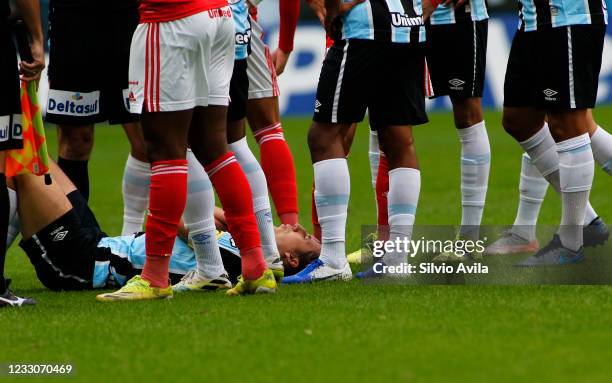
left=504, top=24, right=605, bottom=110
left=313, top=39, right=428, bottom=129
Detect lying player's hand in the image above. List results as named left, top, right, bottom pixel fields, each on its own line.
left=272, top=48, right=291, bottom=76
left=19, top=39, right=45, bottom=83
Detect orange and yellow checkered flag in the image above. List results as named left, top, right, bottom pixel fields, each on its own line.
left=5, top=80, right=50, bottom=179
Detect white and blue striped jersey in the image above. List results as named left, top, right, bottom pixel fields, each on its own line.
left=430, top=0, right=488, bottom=25
left=341, top=0, right=426, bottom=43
left=93, top=231, right=241, bottom=288
left=517, top=0, right=608, bottom=31
left=230, top=0, right=251, bottom=60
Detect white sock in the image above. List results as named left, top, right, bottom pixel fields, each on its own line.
left=384, top=168, right=420, bottom=267
left=457, top=121, right=490, bottom=239
left=519, top=123, right=560, bottom=184
left=368, top=129, right=380, bottom=190
left=511, top=153, right=549, bottom=241
left=518, top=123, right=598, bottom=227
left=6, top=188, right=20, bottom=248
left=229, top=137, right=279, bottom=262
left=314, top=158, right=350, bottom=269
left=121, top=154, right=150, bottom=235
left=184, top=150, right=226, bottom=278
left=591, top=126, right=612, bottom=176
left=557, top=134, right=594, bottom=251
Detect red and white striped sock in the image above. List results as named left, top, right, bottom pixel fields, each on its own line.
left=254, top=123, right=299, bottom=225
left=141, top=159, right=188, bottom=288
left=205, top=152, right=266, bottom=280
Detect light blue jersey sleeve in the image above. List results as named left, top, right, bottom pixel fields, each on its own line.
left=95, top=235, right=197, bottom=288
left=94, top=235, right=133, bottom=288
left=128, top=235, right=196, bottom=277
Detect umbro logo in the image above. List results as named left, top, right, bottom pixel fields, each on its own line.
left=449, top=78, right=465, bottom=90
left=192, top=233, right=211, bottom=244
left=314, top=99, right=322, bottom=113
left=53, top=230, right=68, bottom=242
left=543, top=88, right=558, bottom=101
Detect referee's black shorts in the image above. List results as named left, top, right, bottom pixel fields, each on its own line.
left=425, top=19, right=488, bottom=99
left=504, top=24, right=605, bottom=110
left=0, top=22, right=22, bottom=151
left=19, top=190, right=106, bottom=291
left=313, top=39, right=428, bottom=129
left=46, top=4, right=139, bottom=126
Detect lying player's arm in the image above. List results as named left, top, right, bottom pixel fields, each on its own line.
left=15, top=0, right=45, bottom=82
left=274, top=0, right=301, bottom=75
left=214, top=207, right=228, bottom=231
left=177, top=219, right=189, bottom=242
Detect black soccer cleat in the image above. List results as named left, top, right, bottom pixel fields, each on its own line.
left=583, top=217, right=610, bottom=248
left=0, top=280, right=36, bottom=308
left=515, top=235, right=584, bottom=267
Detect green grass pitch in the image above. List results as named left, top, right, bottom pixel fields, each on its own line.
left=2, top=108, right=612, bottom=382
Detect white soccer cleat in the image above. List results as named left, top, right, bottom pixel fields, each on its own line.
left=172, top=270, right=232, bottom=293
left=484, top=231, right=540, bottom=255
left=281, top=259, right=352, bottom=284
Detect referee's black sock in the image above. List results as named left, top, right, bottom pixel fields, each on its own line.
left=0, top=173, right=9, bottom=294
left=58, top=157, right=90, bottom=202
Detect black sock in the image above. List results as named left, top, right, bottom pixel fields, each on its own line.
left=58, top=157, right=90, bottom=201
left=0, top=174, right=8, bottom=294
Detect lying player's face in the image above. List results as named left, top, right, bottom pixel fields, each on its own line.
left=274, top=224, right=321, bottom=269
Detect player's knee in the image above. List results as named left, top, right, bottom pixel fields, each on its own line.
left=502, top=112, right=524, bottom=140
left=59, top=126, right=94, bottom=159
left=143, top=135, right=184, bottom=163
left=378, top=128, right=417, bottom=168
left=452, top=98, right=483, bottom=129
left=308, top=123, right=338, bottom=161
left=307, top=124, right=326, bottom=152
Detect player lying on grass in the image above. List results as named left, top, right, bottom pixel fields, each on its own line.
left=7, top=161, right=320, bottom=292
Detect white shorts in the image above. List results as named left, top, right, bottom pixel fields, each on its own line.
left=247, top=18, right=279, bottom=100
left=128, top=9, right=235, bottom=113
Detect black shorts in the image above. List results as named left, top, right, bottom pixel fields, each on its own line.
left=0, top=23, right=22, bottom=151
left=46, top=5, right=139, bottom=125
left=313, top=39, right=428, bottom=128
left=425, top=20, right=488, bottom=99
left=19, top=191, right=108, bottom=291
left=228, top=59, right=249, bottom=122
left=504, top=24, right=605, bottom=110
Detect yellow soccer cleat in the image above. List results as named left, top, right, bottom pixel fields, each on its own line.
left=226, top=269, right=277, bottom=296
left=96, top=275, right=173, bottom=302
left=347, top=249, right=363, bottom=265
left=432, top=235, right=484, bottom=263
left=431, top=251, right=463, bottom=263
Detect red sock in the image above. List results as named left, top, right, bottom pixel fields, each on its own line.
left=142, top=160, right=188, bottom=288
left=141, top=255, right=171, bottom=288
left=311, top=182, right=321, bottom=241
left=376, top=153, right=390, bottom=241
left=206, top=152, right=266, bottom=280
left=254, top=123, right=298, bottom=225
